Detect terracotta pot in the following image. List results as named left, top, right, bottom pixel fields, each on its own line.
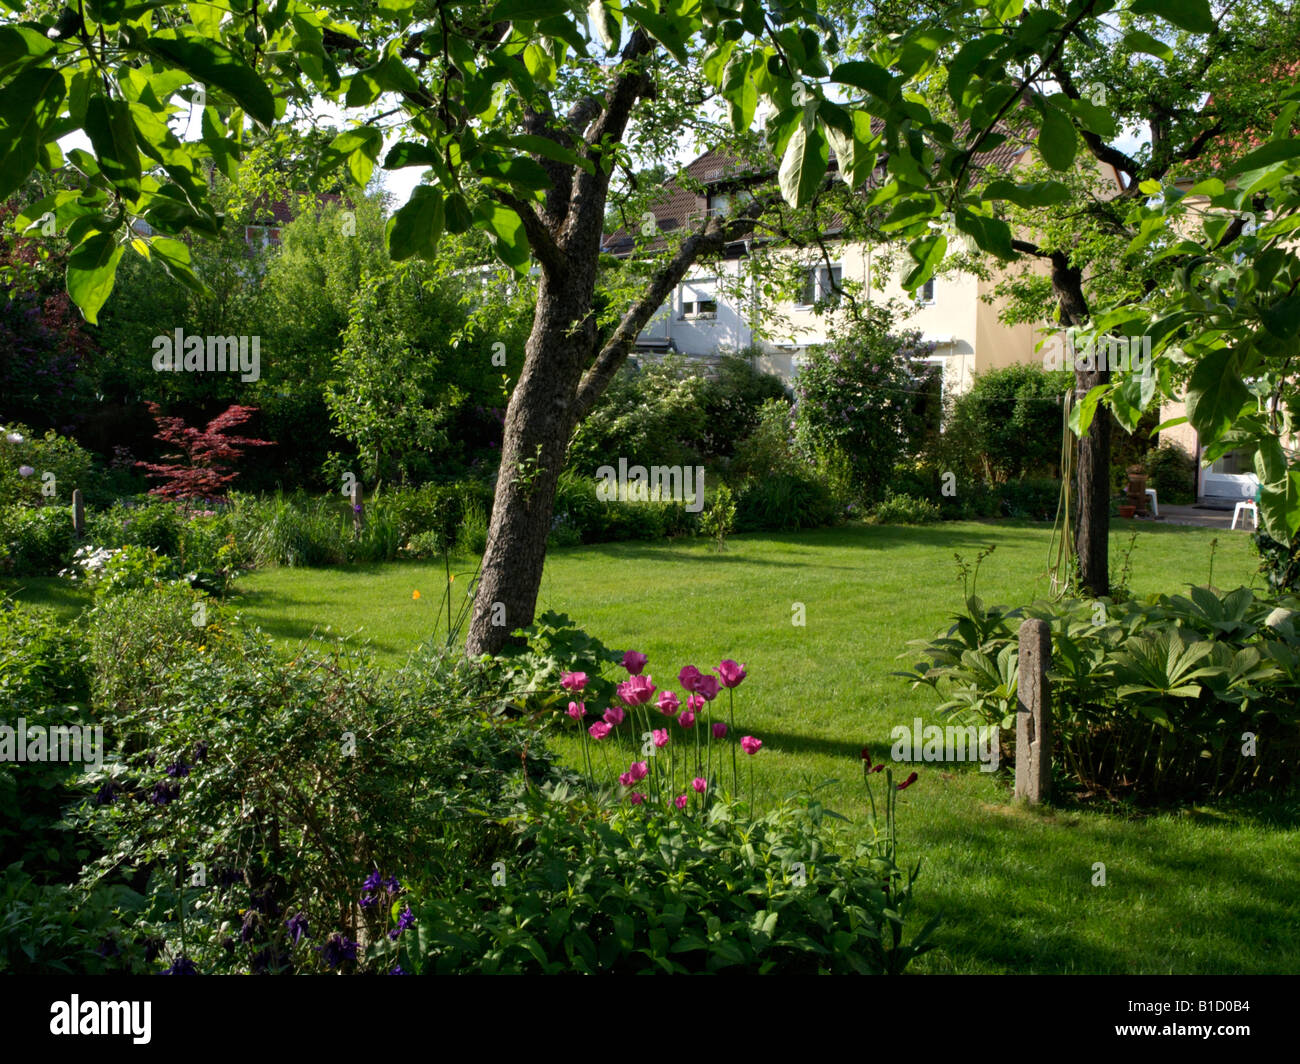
left=1119, top=504, right=1136, bottom=519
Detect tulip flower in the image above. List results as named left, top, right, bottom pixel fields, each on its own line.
left=679, top=711, right=696, bottom=729
left=619, top=771, right=633, bottom=787
left=694, top=674, right=720, bottom=701
left=617, top=674, right=656, bottom=706
left=603, top=705, right=625, bottom=726
left=897, top=771, right=918, bottom=791
left=675, top=794, right=688, bottom=810
left=741, top=736, right=762, bottom=755
left=629, top=792, right=645, bottom=805
left=692, top=777, right=707, bottom=793
left=589, top=721, right=612, bottom=740
left=652, top=729, right=669, bottom=748
left=622, top=650, right=649, bottom=675
left=686, top=693, right=704, bottom=712
left=716, top=659, right=747, bottom=688
left=712, top=722, right=727, bottom=739
left=630, top=761, right=649, bottom=782
left=678, top=665, right=702, bottom=692
left=567, top=701, right=585, bottom=721
left=656, top=690, right=680, bottom=717
left=561, top=671, right=588, bottom=692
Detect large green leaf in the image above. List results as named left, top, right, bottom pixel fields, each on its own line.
left=1130, top=0, right=1214, bottom=35
left=1185, top=347, right=1251, bottom=440
left=144, top=31, right=276, bottom=126
left=0, top=66, right=66, bottom=201
left=475, top=200, right=531, bottom=272
left=66, top=231, right=125, bottom=324
left=491, top=0, right=571, bottom=19
left=778, top=118, right=828, bottom=210
left=83, top=96, right=142, bottom=197
left=326, top=126, right=383, bottom=187
left=1035, top=99, right=1076, bottom=171
left=386, top=185, right=444, bottom=261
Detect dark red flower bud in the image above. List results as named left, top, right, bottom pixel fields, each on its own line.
left=897, top=771, right=918, bottom=790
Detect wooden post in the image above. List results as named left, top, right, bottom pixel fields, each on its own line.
left=351, top=483, right=362, bottom=536
left=1015, top=618, right=1052, bottom=803
left=72, top=488, right=85, bottom=538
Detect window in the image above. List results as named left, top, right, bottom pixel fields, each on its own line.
left=797, top=264, right=842, bottom=307
left=679, top=277, right=718, bottom=320
left=917, top=278, right=935, bottom=304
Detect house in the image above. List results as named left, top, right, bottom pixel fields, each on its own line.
left=605, top=143, right=1123, bottom=403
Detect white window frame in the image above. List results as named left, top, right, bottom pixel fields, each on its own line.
left=679, top=277, right=719, bottom=321
left=795, top=263, right=842, bottom=309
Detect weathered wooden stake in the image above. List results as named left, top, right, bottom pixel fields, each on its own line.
left=72, top=488, right=85, bottom=538
left=1014, top=617, right=1052, bottom=803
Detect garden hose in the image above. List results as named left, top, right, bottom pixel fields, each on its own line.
left=1047, top=390, right=1077, bottom=599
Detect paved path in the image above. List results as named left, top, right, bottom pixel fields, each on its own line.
left=1150, top=502, right=1253, bottom=531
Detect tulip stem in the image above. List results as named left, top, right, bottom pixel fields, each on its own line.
left=728, top=688, right=737, bottom=797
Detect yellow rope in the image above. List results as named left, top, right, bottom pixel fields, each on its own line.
left=1048, top=390, right=1077, bottom=599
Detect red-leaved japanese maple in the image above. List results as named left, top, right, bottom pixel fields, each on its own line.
left=136, top=402, right=272, bottom=501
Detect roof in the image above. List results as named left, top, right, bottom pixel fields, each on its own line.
left=604, top=121, right=1033, bottom=255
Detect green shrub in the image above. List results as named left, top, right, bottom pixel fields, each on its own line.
left=1144, top=443, right=1197, bottom=505
left=78, top=598, right=565, bottom=974
left=700, top=483, right=737, bottom=548
left=997, top=478, right=1061, bottom=521
left=550, top=470, right=695, bottom=545
left=404, top=790, right=935, bottom=974
left=729, top=397, right=800, bottom=483
left=734, top=472, right=840, bottom=532
left=901, top=585, right=1300, bottom=801
left=0, top=424, right=95, bottom=509
left=872, top=493, right=941, bottom=525
left=86, top=497, right=184, bottom=557
left=0, top=504, right=76, bottom=575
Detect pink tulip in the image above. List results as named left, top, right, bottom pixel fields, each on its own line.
left=686, top=693, right=704, bottom=712
left=629, top=792, right=645, bottom=805
left=694, top=674, right=720, bottom=701
left=619, top=771, right=633, bottom=787
left=589, top=721, right=612, bottom=740
left=656, top=690, right=680, bottom=717
left=566, top=701, right=585, bottom=721
left=692, top=777, right=707, bottom=793
left=679, top=711, right=696, bottom=729
left=560, top=671, right=588, bottom=692
left=712, top=722, right=727, bottom=739
left=740, top=736, right=762, bottom=755
left=617, top=674, right=656, bottom=706
left=652, top=729, right=669, bottom=748
left=716, top=659, right=747, bottom=688
left=630, top=761, right=649, bottom=782
left=603, top=705, right=625, bottom=726
left=675, top=794, right=688, bottom=810
left=622, top=650, right=649, bottom=675
left=678, top=665, right=702, bottom=692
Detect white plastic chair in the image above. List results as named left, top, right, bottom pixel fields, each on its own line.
left=1231, top=499, right=1258, bottom=530
left=1144, top=488, right=1158, bottom=517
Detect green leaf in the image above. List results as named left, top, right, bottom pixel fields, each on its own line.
left=1036, top=100, right=1076, bottom=171
left=1227, top=137, right=1300, bottom=176
left=982, top=178, right=1070, bottom=208
left=831, top=60, right=896, bottom=101
left=0, top=67, right=66, bottom=202
left=66, top=231, right=125, bottom=324
left=1122, top=29, right=1174, bottom=61
left=1130, top=0, right=1214, bottom=35
left=588, top=0, right=621, bottom=50
left=384, top=141, right=440, bottom=170
left=83, top=96, right=142, bottom=197
left=1186, top=348, right=1251, bottom=441
left=475, top=200, right=531, bottom=272
left=1069, top=384, right=1109, bottom=437
left=491, top=0, right=571, bottom=19
left=327, top=126, right=383, bottom=187
left=145, top=31, right=276, bottom=126
left=778, top=118, right=828, bottom=210
left=386, top=185, right=444, bottom=261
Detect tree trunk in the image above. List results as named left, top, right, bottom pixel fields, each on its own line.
left=1051, top=253, right=1110, bottom=597
left=464, top=272, right=595, bottom=656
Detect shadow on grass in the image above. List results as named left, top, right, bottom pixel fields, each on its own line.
left=915, top=803, right=1300, bottom=973
left=0, top=577, right=92, bottom=620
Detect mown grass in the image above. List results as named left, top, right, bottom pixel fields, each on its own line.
left=7, top=518, right=1296, bottom=973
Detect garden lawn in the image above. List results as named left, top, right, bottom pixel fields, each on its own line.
left=9, top=518, right=1297, bottom=973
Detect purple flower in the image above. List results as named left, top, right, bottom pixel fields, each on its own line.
left=316, top=934, right=358, bottom=969
left=389, top=965, right=406, bottom=975
left=165, top=761, right=190, bottom=778
left=388, top=905, right=415, bottom=940
left=286, top=911, right=309, bottom=944
left=161, top=955, right=199, bottom=975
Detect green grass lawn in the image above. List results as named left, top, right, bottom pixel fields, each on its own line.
left=6, top=518, right=1296, bottom=973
